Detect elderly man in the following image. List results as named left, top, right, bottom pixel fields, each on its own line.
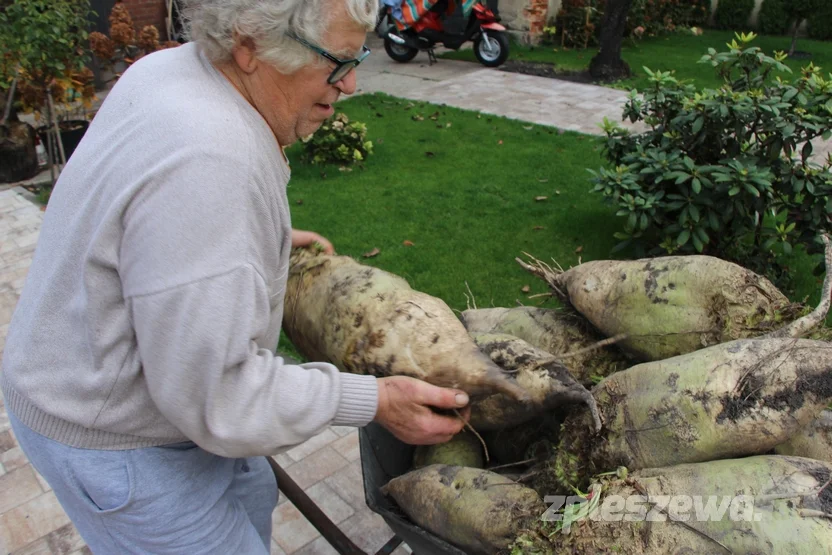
left=0, top=0, right=471, bottom=552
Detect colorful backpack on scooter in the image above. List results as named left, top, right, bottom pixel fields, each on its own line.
left=391, top=0, right=477, bottom=32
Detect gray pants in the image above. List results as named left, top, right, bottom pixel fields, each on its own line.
left=9, top=410, right=277, bottom=554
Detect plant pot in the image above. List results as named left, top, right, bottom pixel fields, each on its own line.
left=38, top=119, right=90, bottom=162
left=0, top=121, right=39, bottom=184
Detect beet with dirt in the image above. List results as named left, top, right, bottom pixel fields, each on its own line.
left=283, top=248, right=528, bottom=401
left=518, top=254, right=799, bottom=361
left=550, top=338, right=832, bottom=490
left=381, top=465, right=544, bottom=555
left=461, top=306, right=628, bottom=385
left=520, top=455, right=832, bottom=554
left=467, top=332, right=601, bottom=432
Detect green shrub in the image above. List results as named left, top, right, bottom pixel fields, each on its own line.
left=555, top=0, right=603, bottom=49
left=300, top=113, right=373, bottom=167
left=591, top=33, right=832, bottom=284
left=713, top=0, right=754, bottom=31
left=757, top=0, right=789, bottom=36
left=685, top=0, right=711, bottom=27
left=628, top=0, right=671, bottom=37
left=621, top=0, right=710, bottom=42
left=808, top=1, right=832, bottom=41
left=557, top=0, right=708, bottom=48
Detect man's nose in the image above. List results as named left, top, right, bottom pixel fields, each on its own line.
left=335, top=69, right=357, bottom=95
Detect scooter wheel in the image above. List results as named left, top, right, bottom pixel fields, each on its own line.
left=384, top=36, right=419, bottom=63
left=474, top=31, right=509, bottom=67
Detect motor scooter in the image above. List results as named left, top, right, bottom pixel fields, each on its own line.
left=377, top=0, right=509, bottom=67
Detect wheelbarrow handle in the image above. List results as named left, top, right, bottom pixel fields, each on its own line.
left=267, top=456, right=404, bottom=555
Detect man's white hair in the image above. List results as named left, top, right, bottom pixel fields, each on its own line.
left=181, top=0, right=377, bottom=72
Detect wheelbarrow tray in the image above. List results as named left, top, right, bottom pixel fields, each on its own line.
left=359, top=422, right=468, bottom=555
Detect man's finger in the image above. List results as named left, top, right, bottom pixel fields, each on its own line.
left=415, top=382, right=469, bottom=409
left=320, top=239, right=335, bottom=254
left=423, top=411, right=466, bottom=437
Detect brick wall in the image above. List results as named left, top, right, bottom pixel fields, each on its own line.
left=121, top=0, right=167, bottom=36
left=524, top=0, right=549, bottom=41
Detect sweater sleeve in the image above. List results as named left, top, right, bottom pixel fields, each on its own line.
left=129, top=263, right=378, bottom=457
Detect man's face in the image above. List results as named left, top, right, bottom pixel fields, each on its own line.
left=250, top=6, right=368, bottom=147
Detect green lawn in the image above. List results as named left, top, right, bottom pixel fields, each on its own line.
left=281, top=93, right=826, bottom=320
left=284, top=93, right=615, bottom=311
left=441, top=30, right=832, bottom=91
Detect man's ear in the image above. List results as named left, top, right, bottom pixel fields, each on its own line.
left=232, top=36, right=259, bottom=74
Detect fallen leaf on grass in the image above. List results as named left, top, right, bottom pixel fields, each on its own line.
left=535, top=196, right=548, bottom=202
left=575, top=246, right=584, bottom=254
left=521, top=285, right=530, bottom=293
left=498, top=140, right=503, bottom=145
left=403, top=240, right=414, bottom=246
left=363, top=248, right=381, bottom=258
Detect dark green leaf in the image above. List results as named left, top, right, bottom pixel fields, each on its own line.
left=692, top=116, right=704, bottom=134
left=689, top=203, right=700, bottom=222
left=692, top=234, right=704, bottom=252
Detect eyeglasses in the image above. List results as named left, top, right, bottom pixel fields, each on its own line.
left=286, top=33, right=371, bottom=84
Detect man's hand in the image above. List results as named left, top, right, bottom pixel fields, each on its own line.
left=291, top=229, right=335, bottom=254
left=374, top=376, right=471, bottom=445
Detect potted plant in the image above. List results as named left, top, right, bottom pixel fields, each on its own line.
left=0, top=4, right=39, bottom=183
left=88, top=2, right=181, bottom=88
left=16, top=66, right=96, bottom=162
left=0, top=0, right=95, bottom=185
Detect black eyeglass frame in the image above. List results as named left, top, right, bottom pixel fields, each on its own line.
left=286, top=33, right=371, bottom=84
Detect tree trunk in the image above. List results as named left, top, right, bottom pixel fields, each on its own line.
left=789, top=23, right=799, bottom=57
left=589, top=0, right=634, bottom=82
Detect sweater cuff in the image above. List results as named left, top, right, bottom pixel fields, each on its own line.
left=333, top=373, right=378, bottom=427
